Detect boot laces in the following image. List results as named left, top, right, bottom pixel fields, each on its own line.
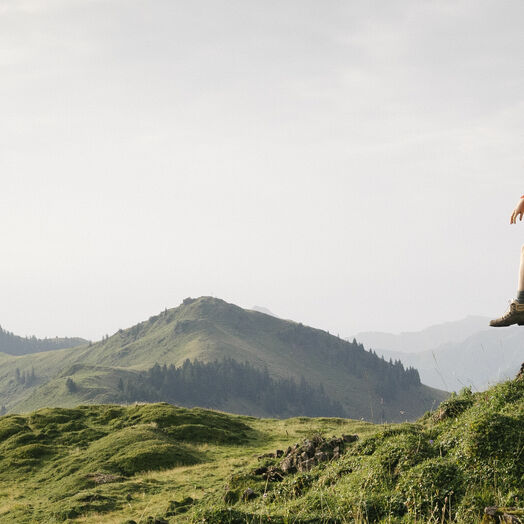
left=500, top=299, right=517, bottom=320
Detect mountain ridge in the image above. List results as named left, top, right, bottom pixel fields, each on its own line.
left=355, top=315, right=491, bottom=353
left=0, top=296, right=447, bottom=421
left=355, top=316, right=523, bottom=391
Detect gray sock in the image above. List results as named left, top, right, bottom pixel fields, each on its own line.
left=517, top=291, right=524, bottom=303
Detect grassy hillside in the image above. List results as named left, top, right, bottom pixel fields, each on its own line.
left=0, top=403, right=374, bottom=523
left=201, top=368, right=522, bottom=523
left=0, top=366, right=521, bottom=523
left=0, top=325, right=86, bottom=356
left=0, top=297, right=446, bottom=421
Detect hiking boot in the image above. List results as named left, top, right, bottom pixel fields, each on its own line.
left=489, top=300, right=524, bottom=327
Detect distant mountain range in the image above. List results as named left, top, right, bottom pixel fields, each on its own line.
left=0, top=297, right=446, bottom=421
left=250, top=305, right=280, bottom=318
left=356, top=317, right=524, bottom=391
left=355, top=316, right=491, bottom=353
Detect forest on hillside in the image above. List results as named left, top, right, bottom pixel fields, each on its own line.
left=277, top=323, right=422, bottom=397
left=0, top=326, right=86, bottom=356
left=116, top=358, right=346, bottom=418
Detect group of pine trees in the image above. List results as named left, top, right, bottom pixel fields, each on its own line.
left=277, top=323, right=421, bottom=395
left=14, top=367, right=37, bottom=387
left=117, top=358, right=346, bottom=418
left=0, top=326, right=85, bottom=356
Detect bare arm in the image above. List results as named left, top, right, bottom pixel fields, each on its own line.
left=510, top=197, right=524, bottom=224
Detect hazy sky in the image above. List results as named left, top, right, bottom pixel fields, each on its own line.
left=1, top=0, right=524, bottom=341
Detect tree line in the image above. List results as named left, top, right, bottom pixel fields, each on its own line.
left=276, top=323, right=421, bottom=396
left=117, top=358, right=346, bottom=418
left=14, top=367, right=37, bottom=387
left=0, top=326, right=86, bottom=356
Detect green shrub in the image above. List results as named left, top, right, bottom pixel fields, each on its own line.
left=109, top=440, right=199, bottom=475
left=397, top=457, right=463, bottom=514
left=0, top=431, right=37, bottom=449
left=11, top=444, right=55, bottom=460
left=83, top=427, right=201, bottom=476
left=165, top=423, right=245, bottom=444
left=372, top=431, right=435, bottom=477
left=464, top=412, right=523, bottom=461
left=484, top=380, right=524, bottom=411
left=353, top=423, right=422, bottom=456
left=50, top=491, right=118, bottom=520
left=433, top=388, right=474, bottom=422
left=351, top=492, right=406, bottom=521
left=455, top=489, right=500, bottom=523
left=29, top=408, right=83, bottom=428
left=0, top=416, right=28, bottom=440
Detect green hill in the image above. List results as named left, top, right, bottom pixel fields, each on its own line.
left=0, top=366, right=521, bottom=523
left=0, top=297, right=447, bottom=421
left=0, top=325, right=86, bottom=356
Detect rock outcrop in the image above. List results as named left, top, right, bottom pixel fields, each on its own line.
left=516, top=362, right=524, bottom=382
left=253, top=433, right=358, bottom=480
left=482, top=506, right=523, bottom=523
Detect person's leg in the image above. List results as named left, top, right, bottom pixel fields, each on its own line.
left=518, top=244, right=524, bottom=301
left=490, top=244, right=524, bottom=326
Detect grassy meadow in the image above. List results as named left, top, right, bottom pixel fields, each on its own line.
left=0, top=368, right=522, bottom=523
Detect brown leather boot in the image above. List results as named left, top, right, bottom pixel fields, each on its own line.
left=489, top=300, right=524, bottom=327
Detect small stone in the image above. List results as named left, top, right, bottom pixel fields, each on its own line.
left=297, top=458, right=315, bottom=472
left=314, top=451, right=328, bottom=462
left=303, top=442, right=315, bottom=456
left=242, top=488, right=257, bottom=501
left=262, top=466, right=284, bottom=482
left=280, top=457, right=295, bottom=473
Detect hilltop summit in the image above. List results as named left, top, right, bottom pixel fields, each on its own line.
left=1, top=297, right=446, bottom=421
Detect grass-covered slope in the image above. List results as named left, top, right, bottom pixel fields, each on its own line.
left=195, top=368, right=523, bottom=523
left=1, top=297, right=446, bottom=421
left=0, top=368, right=521, bottom=523
left=0, top=403, right=252, bottom=522
left=0, top=403, right=373, bottom=523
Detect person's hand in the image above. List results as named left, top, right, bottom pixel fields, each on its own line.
left=510, top=197, right=524, bottom=224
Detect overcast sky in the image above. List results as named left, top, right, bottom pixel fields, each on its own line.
left=1, top=0, right=524, bottom=341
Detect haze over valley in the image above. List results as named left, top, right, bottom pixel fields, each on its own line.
left=356, top=317, right=523, bottom=391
